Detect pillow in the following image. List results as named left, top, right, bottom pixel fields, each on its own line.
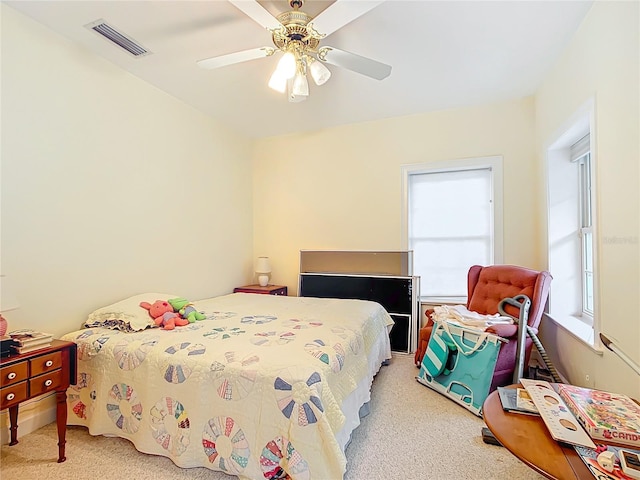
left=84, top=293, right=179, bottom=332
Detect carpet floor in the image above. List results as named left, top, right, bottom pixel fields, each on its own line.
left=1, top=354, right=544, bottom=479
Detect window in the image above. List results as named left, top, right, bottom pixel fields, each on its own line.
left=574, top=135, right=594, bottom=316
left=402, top=156, right=503, bottom=302
left=546, top=103, right=596, bottom=345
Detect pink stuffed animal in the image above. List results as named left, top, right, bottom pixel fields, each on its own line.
left=140, top=300, right=189, bottom=330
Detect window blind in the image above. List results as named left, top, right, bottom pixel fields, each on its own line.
left=408, top=167, right=493, bottom=298
left=570, top=134, right=590, bottom=162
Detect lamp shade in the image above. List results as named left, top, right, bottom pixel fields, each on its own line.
left=268, top=70, right=287, bottom=93
left=292, top=72, right=309, bottom=97
left=275, top=51, right=296, bottom=79
left=309, top=59, right=331, bottom=86
left=255, top=257, right=271, bottom=274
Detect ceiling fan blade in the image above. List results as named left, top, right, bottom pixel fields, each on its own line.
left=197, top=47, right=274, bottom=69
left=319, top=47, right=391, bottom=80
left=228, top=0, right=283, bottom=31
left=310, top=0, right=385, bottom=37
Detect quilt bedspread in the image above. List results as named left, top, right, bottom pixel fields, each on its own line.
left=61, top=293, right=393, bottom=480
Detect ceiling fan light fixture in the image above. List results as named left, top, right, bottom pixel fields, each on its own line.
left=309, top=58, right=331, bottom=86
left=199, top=0, right=391, bottom=103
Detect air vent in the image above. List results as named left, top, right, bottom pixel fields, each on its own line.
left=85, top=19, right=151, bottom=57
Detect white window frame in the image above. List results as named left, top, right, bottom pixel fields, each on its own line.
left=401, top=156, right=504, bottom=303
left=544, top=98, right=599, bottom=348
left=577, top=149, right=594, bottom=318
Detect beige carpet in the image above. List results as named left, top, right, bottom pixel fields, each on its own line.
left=1, top=354, right=544, bottom=479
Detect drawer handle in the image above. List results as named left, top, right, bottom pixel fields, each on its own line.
left=7, top=372, right=17, bottom=380
left=45, top=360, right=54, bottom=367
left=6, top=393, right=15, bottom=401
left=45, top=379, right=53, bottom=387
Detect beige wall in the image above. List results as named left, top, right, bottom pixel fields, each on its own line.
left=1, top=5, right=255, bottom=339
left=253, top=97, right=539, bottom=293
left=535, top=1, right=639, bottom=398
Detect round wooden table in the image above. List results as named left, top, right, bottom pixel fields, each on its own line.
left=482, top=386, right=592, bottom=480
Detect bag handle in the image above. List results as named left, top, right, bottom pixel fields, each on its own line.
left=440, top=320, right=489, bottom=356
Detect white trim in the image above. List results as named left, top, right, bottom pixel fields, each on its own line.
left=544, top=97, right=601, bottom=348
left=543, top=312, right=603, bottom=354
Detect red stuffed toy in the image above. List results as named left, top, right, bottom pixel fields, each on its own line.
left=140, top=300, right=189, bottom=330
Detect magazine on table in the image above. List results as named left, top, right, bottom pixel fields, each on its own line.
left=516, top=388, right=539, bottom=414
left=497, top=386, right=539, bottom=416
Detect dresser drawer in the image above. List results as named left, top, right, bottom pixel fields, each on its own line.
left=29, top=370, right=62, bottom=397
left=1, top=381, right=28, bottom=409
left=1, top=361, right=28, bottom=388
left=30, top=351, right=62, bottom=376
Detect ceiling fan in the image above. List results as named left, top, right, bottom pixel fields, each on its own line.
left=196, top=0, right=391, bottom=102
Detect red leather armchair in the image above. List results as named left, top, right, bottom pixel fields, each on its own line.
left=414, top=264, right=552, bottom=393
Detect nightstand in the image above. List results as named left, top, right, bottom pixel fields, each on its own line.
left=233, top=284, right=288, bottom=296
left=0, top=339, right=77, bottom=462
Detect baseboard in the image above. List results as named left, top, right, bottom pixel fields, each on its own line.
left=0, top=393, right=56, bottom=445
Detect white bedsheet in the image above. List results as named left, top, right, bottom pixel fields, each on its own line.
left=62, top=293, right=393, bottom=480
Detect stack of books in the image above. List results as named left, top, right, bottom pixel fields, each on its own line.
left=9, top=329, right=53, bottom=354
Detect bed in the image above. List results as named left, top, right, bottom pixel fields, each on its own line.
left=61, top=292, right=393, bottom=480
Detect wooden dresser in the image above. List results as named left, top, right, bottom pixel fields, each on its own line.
left=0, top=339, right=77, bottom=462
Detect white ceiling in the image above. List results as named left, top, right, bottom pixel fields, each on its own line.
left=5, top=0, right=593, bottom=139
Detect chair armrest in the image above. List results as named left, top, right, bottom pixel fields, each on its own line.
left=486, top=324, right=518, bottom=338
left=424, top=308, right=435, bottom=327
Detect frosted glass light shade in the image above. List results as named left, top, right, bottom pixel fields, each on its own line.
left=288, top=92, right=307, bottom=103
left=309, top=60, right=331, bottom=86
left=276, top=51, right=296, bottom=79
left=286, top=76, right=308, bottom=102
left=268, top=70, right=287, bottom=93
left=292, top=72, right=309, bottom=96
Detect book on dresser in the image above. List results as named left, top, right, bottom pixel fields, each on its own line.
left=557, top=383, right=640, bottom=448
left=9, top=329, right=53, bottom=354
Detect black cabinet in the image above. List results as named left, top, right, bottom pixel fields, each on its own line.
left=299, top=273, right=419, bottom=353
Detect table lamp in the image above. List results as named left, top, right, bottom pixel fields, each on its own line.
left=0, top=275, right=20, bottom=337
left=256, top=257, right=272, bottom=287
